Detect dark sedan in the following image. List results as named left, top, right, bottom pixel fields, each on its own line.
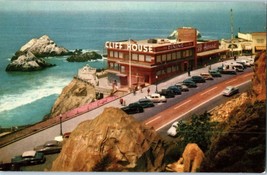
left=167, top=86, right=182, bottom=95
left=209, top=69, right=222, bottom=77
left=190, top=76, right=206, bottom=83
left=138, top=98, right=155, bottom=108
left=11, top=151, right=46, bottom=166
left=182, top=79, right=197, bottom=88
left=121, top=102, right=144, bottom=114
left=34, top=140, right=62, bottom=154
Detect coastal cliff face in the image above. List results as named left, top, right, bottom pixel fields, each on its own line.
left=6, top=35, right=70, bottom=71
left=51, top=107, right=166, bottom=172
left=50, top=78, right=96, bottom=118
left=200, top=51, right=266, bottom=172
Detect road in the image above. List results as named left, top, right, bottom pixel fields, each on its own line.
left=143, top=72, right=253, bottom=131
left=0, top=56, right=253, bottom=163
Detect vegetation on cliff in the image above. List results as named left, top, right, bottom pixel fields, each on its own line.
left=66, top=51, right=102, bottom=62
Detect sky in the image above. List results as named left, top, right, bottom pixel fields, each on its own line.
left=0, top=0, right=266, bottom=12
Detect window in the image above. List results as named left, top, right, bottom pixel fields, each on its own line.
left=139, top=54, right=145, bottom=62
left=172, top=52, right=176, bottom=60
left=156, top=70, right=161, bottom=76
left=172, top=65, right=177, bottom=72
left=167, top=54, right=172, bottom=61
left=177, top=52, right=181, bottom=59
left=109, top=51, right=114, bottom=57
left=146, top=55, right=151, bottom=62
left=114, top=51, right=118, bottom=58
left=114, top=63, right=119, bottom=70
left=121, top=66, right=125, bottom=73
left=132, top=53, right=138, bottom=60
left=109, top=62, right=114, bottom=69
left=119, top=52, right=123, bottom=59
left=167, top=67, right=172, bottom=73
left=156, top=55, right=161, bottom=63
left=256, top=39, right=264, bottom=43
left=162, top=54, right=166, bottom=62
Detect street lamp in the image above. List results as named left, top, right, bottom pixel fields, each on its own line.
left=155, top=75, right=158, bottom=93
left=59, top=114, right=63, bottom=136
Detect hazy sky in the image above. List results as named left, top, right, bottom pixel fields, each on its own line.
left=0, top=0, right=266, bottom=12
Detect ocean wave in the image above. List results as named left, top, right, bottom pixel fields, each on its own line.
left=0, top=77, right=70, bottom=113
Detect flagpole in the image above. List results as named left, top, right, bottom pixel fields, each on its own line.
left=129, top=39, right=132, bottom=88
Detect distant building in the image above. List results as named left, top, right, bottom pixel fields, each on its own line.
left=220, top=31, right=266, bottom=56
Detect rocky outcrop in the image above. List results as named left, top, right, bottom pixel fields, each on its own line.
left=251, top=51, right=266, bottom=102
left=5, top=51, right=56, bottom=71
left=51, top=107, right=166, bottom=172
left=6, top=35, right=71, bottom=71
left=17, top=35, right=70, bottom=58
left=166, top=143, right=204, bottom=172
left=66, top=51, right=102, bottom=62
left=200, top=51, right=266, bottom=172
left=50, top=78, right=96, bottom=118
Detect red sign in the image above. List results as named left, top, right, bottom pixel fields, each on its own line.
left=197, top=41, right=219, bottom=53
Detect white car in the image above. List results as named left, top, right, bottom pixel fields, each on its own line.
left=145, top=93, right=167, bottom=103
left=167, top=121, right=179, bottom=136
left=222, top=86, right=239, bottom=97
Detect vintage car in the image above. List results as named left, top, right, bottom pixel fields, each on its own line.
left=138, top=98, right=155, bottom=108
left=145, top=93, right=167, bottom=103
left=11, top=151, right=46, bottom=166
left=222, top=86, right=239, bottom=96
left=121, top=102, right=144, bottom=114
left=34, top=140, right=62, bottom=154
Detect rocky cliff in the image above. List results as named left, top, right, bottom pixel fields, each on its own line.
left=51, top=107, right=166, bottom=172
left=200, top=51, right=266, bottom=172
left=50, top=78, right=96, bottom=118
left=6, top=35, right=70, bottom=71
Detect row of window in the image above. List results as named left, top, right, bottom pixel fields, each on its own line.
left=109, top=61, right=183, bottom=75
left=109, top=49, right=194, bottom=63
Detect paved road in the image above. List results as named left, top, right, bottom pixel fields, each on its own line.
left=0, top=56, right=254, bottom=163
left=144, top=72, right=252, bottom=130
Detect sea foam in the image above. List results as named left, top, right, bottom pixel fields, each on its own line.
left=0, top=77, right=70, bottom=113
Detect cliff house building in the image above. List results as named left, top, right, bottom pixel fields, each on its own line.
left=105, top=27, right=229, bottom=88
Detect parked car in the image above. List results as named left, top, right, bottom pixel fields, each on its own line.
left=175, top=83, right=189, bottom=92
left=182, top=79, right=197, bottom=88
left=232, top=64, right=244, bottom=72
left=138, top=98, right=155, bottom=108
left=200, top=73, right=213, bottom=80
left=167, top=86, right=182, bottom=95
left=145, top=93, right=167, bottom=103
left=11, top=151, right=46, bottom=166
left=34, top=140, right=62, bottom=154
left=236, top=61, right=247, bottom=69
left=167, top=121, right=179, bottom=137
left=0, top=162, right=20, bottom=171
left=237, top=59, right=251, bottom=67
left=121, top=102, right=144, bottom=114
left=208, top=69, right=222, bottom=77
left=222, top=86, right=239, bottom=96
left=190, top=76, right=206, bottom=83
left=220, top=69, right=237, bottom=75
left=159, top=89, right=175, bottom=98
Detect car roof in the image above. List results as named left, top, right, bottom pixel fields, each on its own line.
left=45, top=140, right=60, bottom=146
left=139, top=98, right=152, bottom=102
left=22, top=151, right=36, bottom=157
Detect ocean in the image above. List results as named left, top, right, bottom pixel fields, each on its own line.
left=0, top=1, right=265, bottom=127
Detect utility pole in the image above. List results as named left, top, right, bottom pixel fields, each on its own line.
left=230, top=9, right=234, bottom=58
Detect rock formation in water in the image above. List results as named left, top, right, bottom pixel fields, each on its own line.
left=6, top=35, right=71, bottom=71
left=50, top=78, right=96, bottom=118
left=51, top=107, right=167, bottom=172
left=166, top=143, right=204, bottom=172
left=200, top=51, right=266, bottom=172
left=67, top=50, right=102, bottom=62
